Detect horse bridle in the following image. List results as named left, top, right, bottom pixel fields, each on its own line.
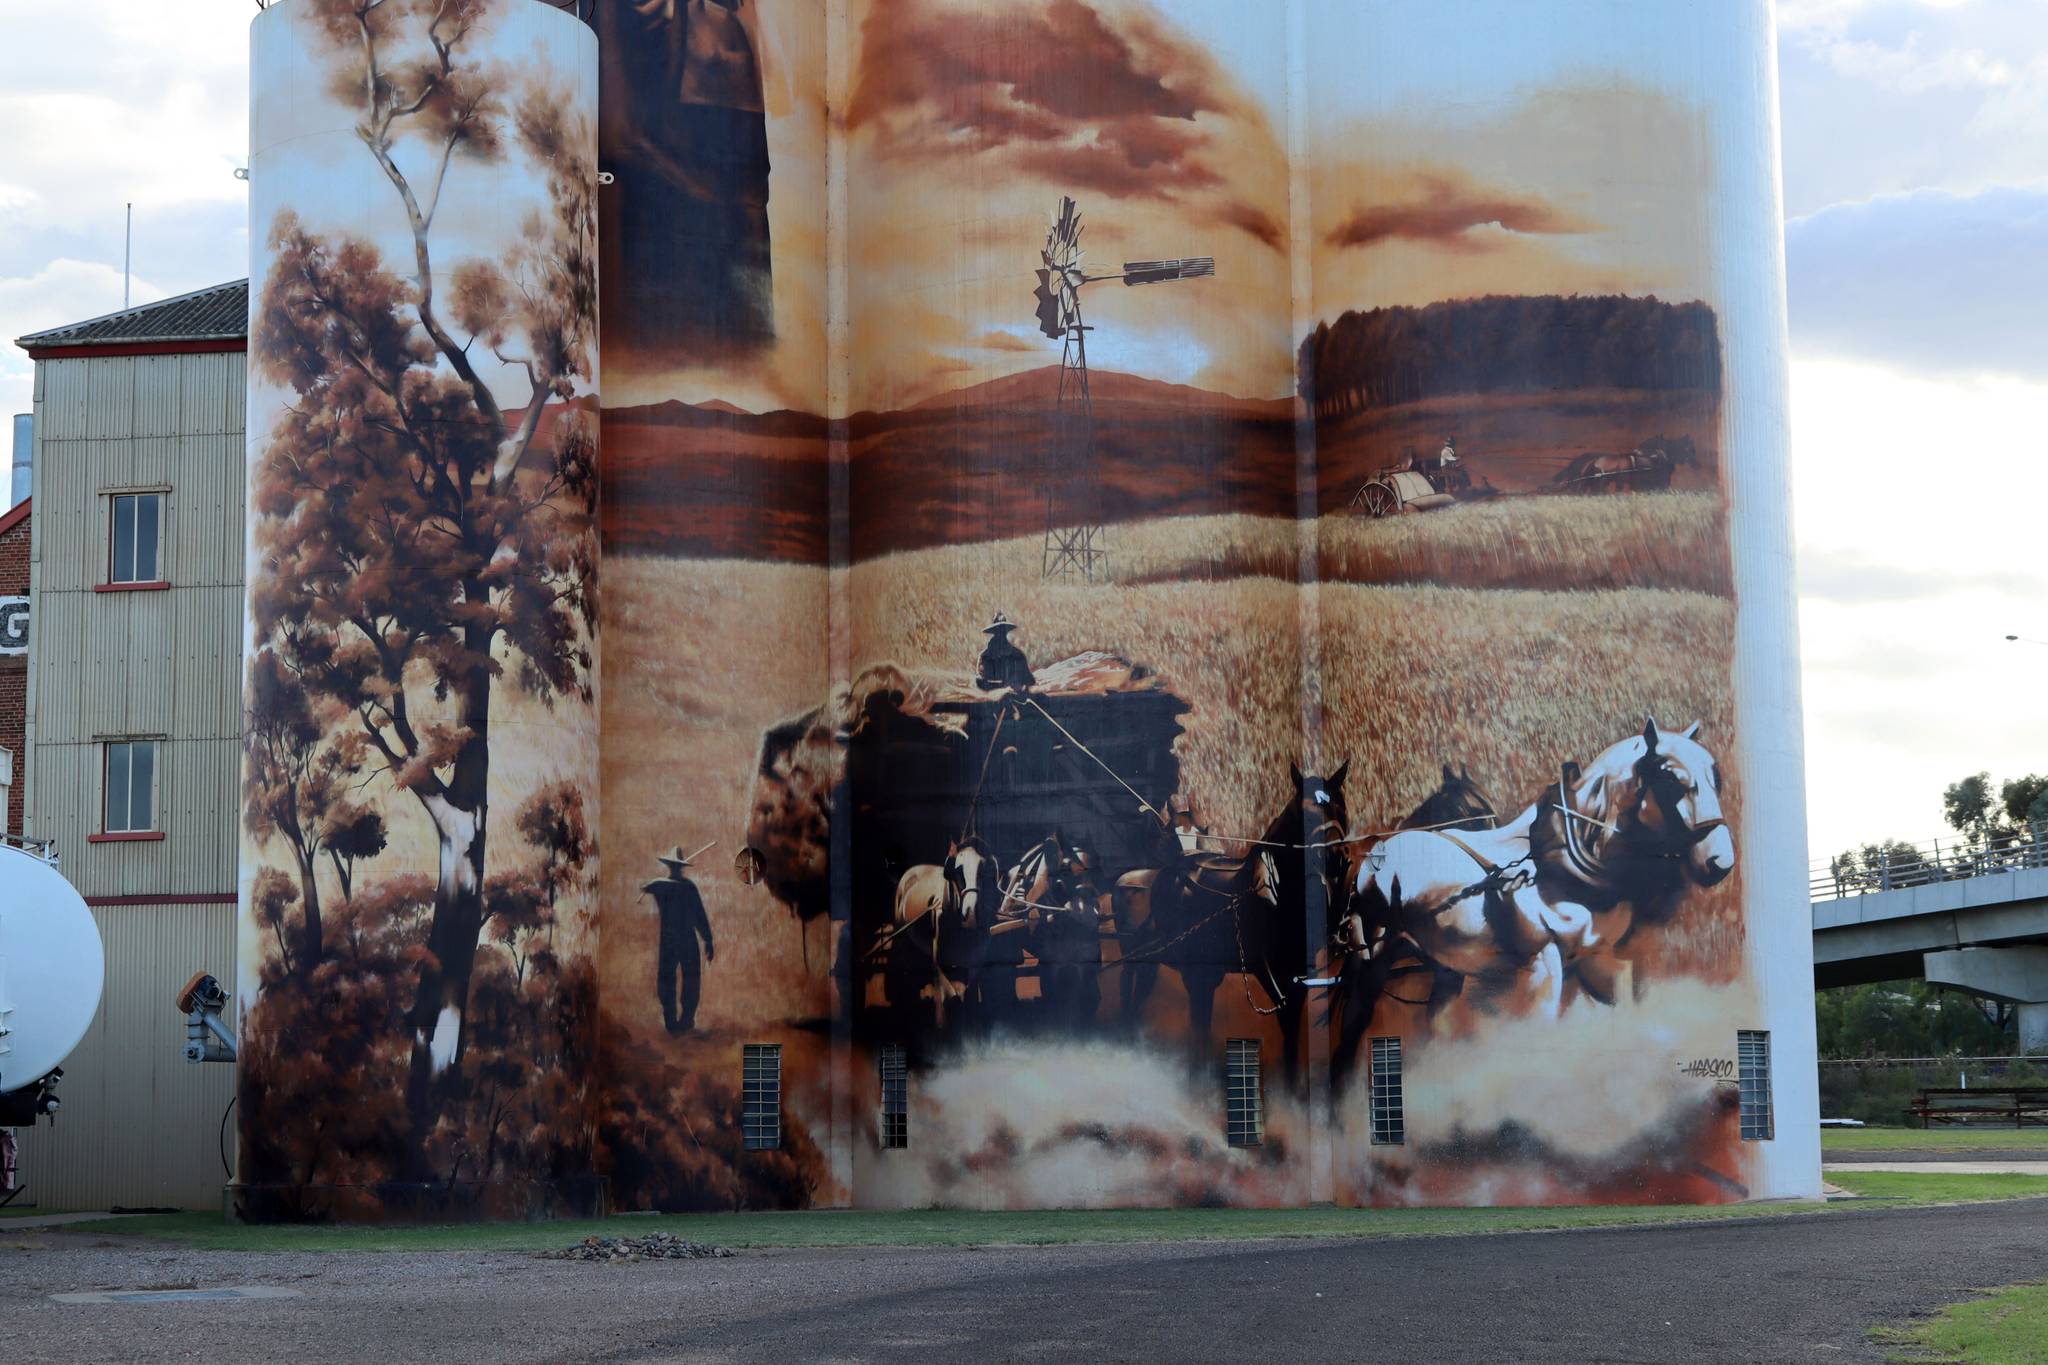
left=1638, top=756, right=1726, bottom=848
left=1555, top=758, right=1724, bottom=888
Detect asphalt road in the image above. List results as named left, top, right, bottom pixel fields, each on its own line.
left=7, top=1200, right=2048, bottom=1364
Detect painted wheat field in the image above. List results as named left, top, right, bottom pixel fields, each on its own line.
left=599, top=488, right=1745, bottom=1207
left=603, top=489, right=1741, bottom=1042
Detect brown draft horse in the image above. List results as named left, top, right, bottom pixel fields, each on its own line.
left=1552, top=435, right=1700, bottom=493
left=1115, top=762, right=1350, bottom=1091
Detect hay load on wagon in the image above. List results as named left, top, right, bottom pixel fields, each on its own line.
left=739, top=636, right=1191, bottom=1029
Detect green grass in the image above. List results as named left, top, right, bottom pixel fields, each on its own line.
left=1823, top=1127, right=2048, bottom=1153
left=1827, top=1171, right=2048, bottom=1203
left=31, top=1172, right=2047, bottom=1254
left=1873, top=1281, right=2048, bottom=1363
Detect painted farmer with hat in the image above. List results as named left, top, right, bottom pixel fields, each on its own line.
left=644, top=842, right=715, bottom=1035
left=976, top=611, right=1035, bottom=692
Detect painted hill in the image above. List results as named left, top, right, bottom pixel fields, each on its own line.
left=905, top=366, right=1291, bottom=420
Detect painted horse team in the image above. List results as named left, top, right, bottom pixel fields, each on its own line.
left=879, top=716, right=1735, bottom=1087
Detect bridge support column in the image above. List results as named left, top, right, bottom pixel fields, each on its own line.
left=1924, top=947, right=2048, bottom=1052
left=2020, top=1005, right=2048, bottom=1055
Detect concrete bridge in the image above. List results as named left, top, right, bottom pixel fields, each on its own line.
left=1812, top=837, right=2048, bottom=1051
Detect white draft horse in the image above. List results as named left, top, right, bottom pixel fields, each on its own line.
left=1350, top=720, right=1733, bottom=1033
left=888, top=836, right=1003, bottom=1029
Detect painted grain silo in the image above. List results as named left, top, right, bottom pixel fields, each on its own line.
left=236, top=0, right=1816, bottom=1219
left=238, top=0, right=602, bottom=1220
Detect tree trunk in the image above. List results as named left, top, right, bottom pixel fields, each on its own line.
left=292, top=842, right=324, bottom=971
left=401, top=655, right=493, bottom=1179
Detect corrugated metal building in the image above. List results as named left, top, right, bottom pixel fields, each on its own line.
left=12, top=282, right=247, bottom=1209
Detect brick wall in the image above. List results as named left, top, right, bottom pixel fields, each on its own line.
left=0, top=501, right=29, bottom=834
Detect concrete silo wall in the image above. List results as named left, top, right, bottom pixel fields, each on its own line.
left=238, top=0, right=1813, bottom=1217
left=238, top=0, right=601, bottom=1219
left=1299, top=0, right=1817, bottom=1206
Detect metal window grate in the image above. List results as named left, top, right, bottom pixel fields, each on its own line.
left=742, top=1044, right=782, bottom=1151
left=879, top=1044, right=908, bottom=1150
left=1369, top=1037, right=1405, bottom=1145
left=1738, top=1030, right=1774, bottom=1141
left=1225, top=1039, right=1263, bottom=1147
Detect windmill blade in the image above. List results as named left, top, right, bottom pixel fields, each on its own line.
left=1120, top=257, right=1215, bottom=286
left=1056, top=196, right=1079, bottom=245
left=1033, top=268, right=1065, bottom=339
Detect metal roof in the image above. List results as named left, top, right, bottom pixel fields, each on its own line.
left=15, top=279, right=247, bottom=350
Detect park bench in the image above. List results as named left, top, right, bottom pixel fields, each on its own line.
left=1907, top=1087, right=2048, bottom=1128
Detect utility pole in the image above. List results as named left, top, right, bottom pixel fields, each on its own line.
left=123, top=203, right=132, bottom=310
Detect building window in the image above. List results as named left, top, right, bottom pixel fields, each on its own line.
left=742, top=1043, right=782, bottom=1151
left=1738, top=1030, right=1774, bottom=1141
left=103, top=739, right=158, bottom=833
left=1225, top=1039, right=1264, bottom=1147
left=109, top=492, right=164, bottom=584
left=1369, top=1036, right=1405, bottom=1145
left=879, top=1044, right=908, bottom=1150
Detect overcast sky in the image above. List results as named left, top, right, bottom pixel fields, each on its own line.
left=2, top=0, right=2043, bottom=859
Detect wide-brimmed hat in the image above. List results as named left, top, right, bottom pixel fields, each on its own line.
left=655, top=844, right=695, bottom=870
left=982, top=612, right=1018, bottom=635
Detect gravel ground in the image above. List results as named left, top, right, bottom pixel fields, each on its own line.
left=6, top=1199, right=2048, bottom=1363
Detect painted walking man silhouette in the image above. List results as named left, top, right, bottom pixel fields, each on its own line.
left=645, top=844, right=715, bottom=1034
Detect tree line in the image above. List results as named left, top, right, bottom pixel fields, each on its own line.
left=1296, top=294, right=1722, bottom=419
left=1826, top=770, right=2048, bottom=895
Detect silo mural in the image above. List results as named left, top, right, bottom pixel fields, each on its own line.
left=238, top=0, right=602, bottom=1219
left=591, top=0, right=837, bottom=1212
left=241, top=0, right=1812, bottom=1218
left=1302, top=1, right=1780, bottom=1207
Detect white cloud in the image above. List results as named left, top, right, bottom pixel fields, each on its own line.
left=1820, top=32, right=2015, bottom=92
left=0, top=0, right=251, bottom=470
left=1786, top=184, right=2048, bottom=379
left=1776, top=0, right=2048, bottom=212
left=1791, top=355, right=2048, bottom=857
left=1779, top=0, right=1977, bottom=36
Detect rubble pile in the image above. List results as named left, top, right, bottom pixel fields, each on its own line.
left=538, top=1233, right=734, bottom=1264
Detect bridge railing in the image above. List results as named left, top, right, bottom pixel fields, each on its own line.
left=1812, top=823, right=2048, bottom=902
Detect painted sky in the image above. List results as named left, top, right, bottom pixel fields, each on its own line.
left=2, top=0, right=2045, bottom=859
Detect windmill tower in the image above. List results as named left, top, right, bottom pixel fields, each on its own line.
left=1033, top=197, right=1214, bottom=582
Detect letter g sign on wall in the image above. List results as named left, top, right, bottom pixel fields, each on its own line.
left=0, top=597, right=30, bottom=655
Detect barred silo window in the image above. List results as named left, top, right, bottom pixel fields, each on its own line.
left=1225, top=1039, right=1263, bottom=1147
left=742, top=1044, right=782, bottom=1151
left=879, top=1044, right=908, bottom=1150
left=1369, top=1037, right=1405, bottom=1145
left=1738, top=1030, right=1774, bottom=1141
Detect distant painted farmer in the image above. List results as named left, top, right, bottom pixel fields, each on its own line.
left=1438, top=435, right=1460, bottom=471
left=976, top=612, right=1036, bottom=692
left=645, top=844, right=715, bottom=1035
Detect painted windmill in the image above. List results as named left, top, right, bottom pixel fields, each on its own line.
left=1033, top=196, right=1214, bottom=582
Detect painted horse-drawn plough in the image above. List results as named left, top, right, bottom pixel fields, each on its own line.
left=1349, top=435, right=1701, bottom=518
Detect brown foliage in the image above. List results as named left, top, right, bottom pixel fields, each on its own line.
left=240, top=786, right=602, bottom=1210
left=596, top=1015, right=823, bottom=1212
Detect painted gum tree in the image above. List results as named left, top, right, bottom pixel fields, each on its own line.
left=248, top=0, right=597, bottom=1173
